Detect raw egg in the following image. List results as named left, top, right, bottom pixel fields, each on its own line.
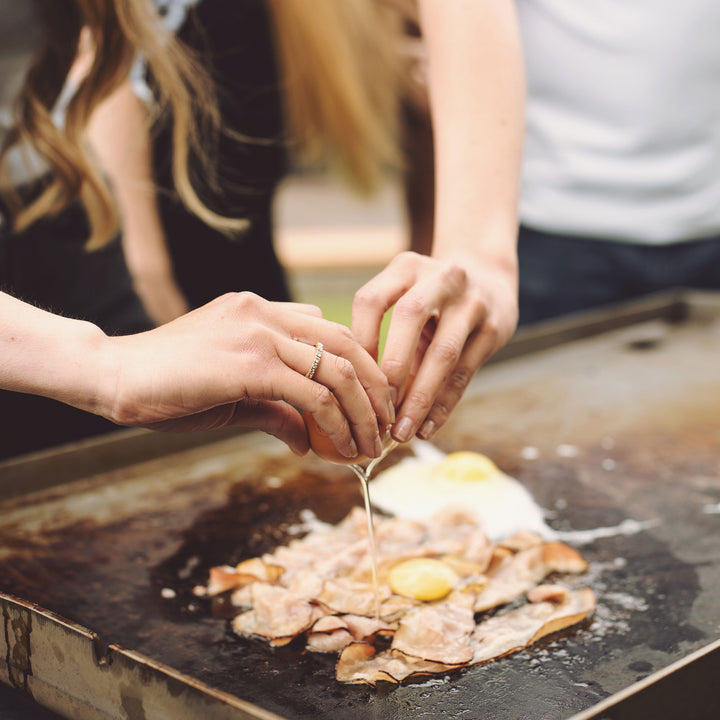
left=388, top=558, right=459, bottom=601
left=302, top=410, right=365, bottom=465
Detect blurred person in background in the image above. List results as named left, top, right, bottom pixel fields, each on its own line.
left=0, top=0, right=394, bottom=461
left=515, top=0, right=720, bottom=325
left=404, top=2, right=720, bottom=327
left=115, top=0, right=525, bottom=446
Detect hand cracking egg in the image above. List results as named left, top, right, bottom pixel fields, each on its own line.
left=303, top=410, right=365, bottom=465
left=370, top=450, right=551, bottom=541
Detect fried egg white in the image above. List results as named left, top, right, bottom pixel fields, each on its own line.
left=370, top=450, right=551, bottom=541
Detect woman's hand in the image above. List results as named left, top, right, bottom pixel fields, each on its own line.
left=351, top=251, right=517, bottom=443
left=96, top=292, right=393, bottom=457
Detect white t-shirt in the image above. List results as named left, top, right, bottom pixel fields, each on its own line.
left=517, top=0, right=720, bottom=243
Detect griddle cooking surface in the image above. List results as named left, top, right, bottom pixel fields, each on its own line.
left=1, top=304, right=720, bottom=720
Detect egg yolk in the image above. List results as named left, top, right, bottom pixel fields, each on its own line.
left=430, top=451, right=499, bottom=483
left=388, top=558, right=459, bottom=601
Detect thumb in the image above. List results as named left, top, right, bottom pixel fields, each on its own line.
left=228, top=400, right=310, bottom=456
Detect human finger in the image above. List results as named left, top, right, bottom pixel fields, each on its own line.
left=416, top=324, right=498, bottom=441
left=273, top=337, right=379, bottom=459
left=380, top=264, right=467, bottom=409
left=298, top=341, right=383, bottom=459
left=273, top=302, right=324, bottom=319
left=391, top=304, right=479, bottom=443
left=277, top=315, right=394, bottom=430
left=351, top=252, right=419, bottom=361
left=225, top=399, right=310, bottom=455
left=146, top=399, right=310, bottom=455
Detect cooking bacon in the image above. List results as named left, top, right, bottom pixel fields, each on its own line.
left=336, top=588, right=595, bottom=685
left=200, top=507, right=595, bottom=685
left=231, top=583, right=320, bottom=646
left=391, top=593, right=476, bottom=665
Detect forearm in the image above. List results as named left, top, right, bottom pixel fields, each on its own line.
left=87, top=82, right=187, bottom=322
left=418, top=0, right=524, bottom=272
left=87, top=82, right=168, bottom=272
left=0, top=292, right=112, bottom=416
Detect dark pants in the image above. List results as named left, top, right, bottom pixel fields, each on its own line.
left=518, top=225, right=720, bottom=326
left=0, top=199, right=153, bottom=461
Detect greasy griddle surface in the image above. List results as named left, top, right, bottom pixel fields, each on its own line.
left=1, top=310, right=720, bottom=720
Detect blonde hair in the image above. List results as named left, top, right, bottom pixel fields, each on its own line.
left=0, top=0, right=244, bottom=249
left=267, top=0, right=409, bottom=195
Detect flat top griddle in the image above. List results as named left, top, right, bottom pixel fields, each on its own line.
left=1, top=292, right=720, bottom=720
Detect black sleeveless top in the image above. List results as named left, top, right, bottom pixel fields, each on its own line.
left=152, top=0, right=292, bottom=308
left=0, top=2, right=154, bottom=459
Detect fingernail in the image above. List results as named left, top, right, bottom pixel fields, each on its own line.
left=342, top=439, right=359, bottom=459
left=389, top=386, right=398, bottom=408
left=393, top=416, right=414, bottom=443
left=387, top=399, right=396, bottom=424
left=373, top=435, right=383, bottom=458
left=418, top=419, right=437, bottom=440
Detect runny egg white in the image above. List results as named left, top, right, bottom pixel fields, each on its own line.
left=370, top=450, right=552, bottom=541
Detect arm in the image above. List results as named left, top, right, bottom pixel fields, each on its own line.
left=352, top=0, right=524, bottom=442
left=86, top=81, right=190, bottom=325
left=0, top=291, right=393, bottom=459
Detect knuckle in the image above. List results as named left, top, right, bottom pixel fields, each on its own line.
left=229, top=290, right=262, bottom=314
left=242, top=323, right=272, bottom=354
left=312, top=383, right=335, bottom=409
left=395, top=295, right=429, bottom=322
left=333, top=355, right=357, bottom=384
left=429, top=398, right=453, bottom=425
left=428, top=338, right=462, bottom=364
left=353, top=286, right=382, bottom=312
left=467, top=292, right=487, bottom=320
left=111, top=399, right=137, bottom=427
left=335, top=324, right=356, bottom=346
left=291, top=303, right=324, bottom=320
left=266, top=409, right=292, bottom=440
left=446, top=366, right=473, bottom=394
left=441, top=262, right=468, bottom=289
left=397, top=250, right=421, bottom=268
left=405, top=387, right=433, bottom=414
left=381, top=356, right=405, bottom=382
left=483, top=316, right=501, bottom=344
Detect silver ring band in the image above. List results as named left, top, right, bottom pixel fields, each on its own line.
left=305, top=342, right=324, bottom=380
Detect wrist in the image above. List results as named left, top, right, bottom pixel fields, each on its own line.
left=432, top=242, right=518, bottom=285
left=51, top=319, right=117, bottom=418
left=0, top=294, right=122, bottom=420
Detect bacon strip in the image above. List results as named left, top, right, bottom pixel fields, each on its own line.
left=470, top=588, right=596, bottom=663
left=337, top=589, right=595, bottom=685
left=231, top=584, right=318, bottom=646
left=200, top=507, right=596, bottom=686
left=391, top=594, right=475, bottom=665
left=474, top=542, right=588, bottom=612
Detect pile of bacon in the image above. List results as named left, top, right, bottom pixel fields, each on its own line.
left=197, top=507, right=595, bottom=685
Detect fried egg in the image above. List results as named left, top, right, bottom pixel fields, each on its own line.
left=370, top=449, right=551, bottom=541
left=388, top=558, right=459, bottom=601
